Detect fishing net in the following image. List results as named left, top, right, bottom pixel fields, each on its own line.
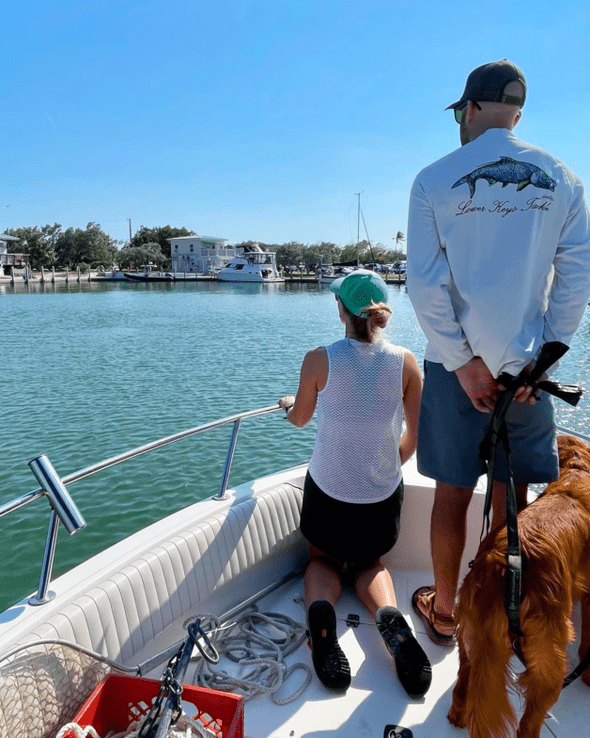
left=0, top=641, right=119, bottom=738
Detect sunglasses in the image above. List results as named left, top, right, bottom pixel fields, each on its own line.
left=454, top=101, right=482, bottom=124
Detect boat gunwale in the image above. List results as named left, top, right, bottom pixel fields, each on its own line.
left=1, top=405, right=283, bottom=511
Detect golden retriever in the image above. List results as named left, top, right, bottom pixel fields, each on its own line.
left=448, top=434, right=590, bottom=738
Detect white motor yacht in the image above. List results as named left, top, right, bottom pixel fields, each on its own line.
left=217, top=245, right=284, bottom=283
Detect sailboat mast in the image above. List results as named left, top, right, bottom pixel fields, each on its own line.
left=355, top=192, right=361, bottom=266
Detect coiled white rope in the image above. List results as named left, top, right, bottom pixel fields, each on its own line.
left=55, top=713, right=216, bottom=738
left=191, top=607, right=312, bottom=704
left=55, top=726, right=101, bottom=738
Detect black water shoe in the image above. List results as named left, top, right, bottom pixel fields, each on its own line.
left=307, top=600, right=351, bottom=692
left=384, top=725, right=413, bottom=738
left=376, top=605, right=432, bottom=698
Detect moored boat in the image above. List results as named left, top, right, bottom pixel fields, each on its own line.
left=317, top=261, right=358, bottom=285
left=217, top=244, right=284, bottom=283
left=100, top=268, right=131, bottom=281
left=0, top=408, right=588, bottom=738
left=124, top=263, right=175, bottom=282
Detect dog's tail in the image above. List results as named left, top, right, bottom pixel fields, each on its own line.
left=457, top=553, right=518, bottom=738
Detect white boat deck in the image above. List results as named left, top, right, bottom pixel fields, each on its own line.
left=124, top=456, right=589, bottom=738
left=1, top=453, right=589, bottom=738
left=172, top=566, right=589, bottom=738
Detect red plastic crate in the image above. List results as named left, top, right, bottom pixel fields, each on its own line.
left=62, top=674, right=244, bottom=738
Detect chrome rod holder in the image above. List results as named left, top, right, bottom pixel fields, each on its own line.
left=28, top=510, right=59, bottom=606
left=25, top=455, right=86, bottom=606
left=28, top=455, right=86, bottom=535
left=215, top=418, right=242, bottom=500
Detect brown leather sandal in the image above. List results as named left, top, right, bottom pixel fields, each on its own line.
left=412, top=586, right=457, bottom=647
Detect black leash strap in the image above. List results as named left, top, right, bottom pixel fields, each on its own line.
left=480, top=342, right=582, bottom=536
left=496, top=341, right=583, bottom=409
left=500, top=425, right=524, bottom=642
left=563, top=648, right=590, bottom=688
left=480, top=389, right=516, bottom=537
left=138, top=619, right=220, bottom=738
left=479, top=391, right=524, bottom=640
left=479, top=341, right=587, bottom=685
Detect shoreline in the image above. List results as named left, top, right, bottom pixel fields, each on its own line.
left=1, top=270, right=406, bottom=285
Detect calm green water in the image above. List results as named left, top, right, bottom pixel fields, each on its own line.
left=1, top=279, right=589, bottom=611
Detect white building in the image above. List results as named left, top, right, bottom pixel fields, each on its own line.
left=169, top=235, right=236, bottom=274
left=0, top=233, right=23, bottom=275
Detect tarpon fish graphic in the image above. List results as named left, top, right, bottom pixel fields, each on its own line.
left=452, top=157, right=556, bottom=198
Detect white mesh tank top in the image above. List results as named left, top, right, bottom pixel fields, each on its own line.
left=308, top=338, right=405, bottom=503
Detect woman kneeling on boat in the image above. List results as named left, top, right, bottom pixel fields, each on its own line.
left=279, top=269, right=431, bottom=698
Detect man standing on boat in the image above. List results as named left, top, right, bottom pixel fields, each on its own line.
left=406, top=59, right=590, bottom=645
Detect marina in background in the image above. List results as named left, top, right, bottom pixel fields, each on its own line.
left=0, top=265, right=407, bottom=286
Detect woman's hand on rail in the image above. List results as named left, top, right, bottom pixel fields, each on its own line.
left=279, top=396, right=295, bottom=411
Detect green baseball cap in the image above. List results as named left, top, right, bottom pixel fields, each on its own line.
left=330, top=269, right=389, bottom=317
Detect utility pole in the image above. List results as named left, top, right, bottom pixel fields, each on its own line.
left=127, top=219, right=132, bottom=242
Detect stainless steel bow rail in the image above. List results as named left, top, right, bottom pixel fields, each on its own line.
left=0, top=404, right=283, bottom=607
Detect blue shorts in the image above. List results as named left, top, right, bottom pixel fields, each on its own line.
left=417, top=360, right=559, bottom=487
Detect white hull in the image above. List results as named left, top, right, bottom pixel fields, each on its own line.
left=101, top=270, right=130, bottom=281
left=217, top=272, right=284, bottom=283
left=1, top=424, right=588, bottom=738
left=217, top=246, right=285, bottom=283
left=316, top=264, right=357, bottom=285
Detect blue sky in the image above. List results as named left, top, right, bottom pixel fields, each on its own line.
left=2, top=0, right=590, bottom=250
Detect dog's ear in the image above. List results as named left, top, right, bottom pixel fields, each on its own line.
left=557, top=435, right=590, bottom=472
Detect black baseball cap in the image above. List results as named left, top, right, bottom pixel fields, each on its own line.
left=446, top=59, right=526, bottom=111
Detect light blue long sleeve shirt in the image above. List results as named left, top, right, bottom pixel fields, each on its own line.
left=407, top=128, right=590, bottom=378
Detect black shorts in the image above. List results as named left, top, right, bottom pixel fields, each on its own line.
left=300, top=472, right=404, bottom=565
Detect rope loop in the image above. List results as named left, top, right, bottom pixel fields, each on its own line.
left=191, top=606, right=311, bottom=704
left=271, top=662, right=313, bottom=705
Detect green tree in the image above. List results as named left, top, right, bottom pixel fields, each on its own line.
left=341, top=241, right=402, bottom=266
left=275, top=242, right=304, bottom=268
left=340, top=242, right=362, bottom=263
left=342, top=239, right=387, bottom=264
left=55, top=223, right=118, bottom=268
left=116, top=243, right=168, bottom=270
left=6, top=224, right=62, bottom=269
left=130, top=225, right=194, bottom=259
left=369, top=245, right=394, bottom=263
left=302, top=242, right=341, bottom=271
left=316, top=242, right=340, bottom=262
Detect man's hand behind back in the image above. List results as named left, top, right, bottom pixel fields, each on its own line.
left=454, top=357, right=499, bottom=413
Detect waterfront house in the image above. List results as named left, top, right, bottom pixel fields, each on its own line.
left=0, top=233, right=24, bottom=275
left=169, top=235, right=236, bottom=274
